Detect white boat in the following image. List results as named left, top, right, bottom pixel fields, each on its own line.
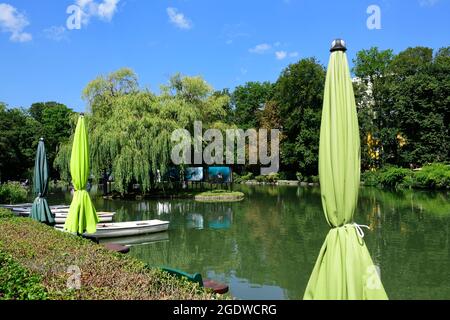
left=1, top=204, right=70, bottom=210
left=0, top=203, right=33, bottom=209
left=10, top=208, right=115, bottom=223
left=55, top=220, right=169, bottom=239
left=98, top=231, right=169, bottom=246
left=54, top=212, right=115, bottom=224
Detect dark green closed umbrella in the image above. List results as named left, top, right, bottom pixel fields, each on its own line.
left=30, top=138, right=55, bottom=225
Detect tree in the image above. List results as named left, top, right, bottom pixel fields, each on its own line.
left=83, top=68, right=139, bottom=118
left=353, top=46, right=449, bottom=169
left=353, top=47, right=394, bottom=84
left=259, top=100, right=281, bottom=130
left=274, top=58, right=325, bottom=175
left=231, top=82, right=274, bottom=129
left=28, top=102, right=74, bottom=179
left=0, top=103, right=40, bottom=182
left=386, top=47, right=449, bottom=165
left=352, top=48, right=394, bottom=169
left=55, top=70, right=231, bottom=194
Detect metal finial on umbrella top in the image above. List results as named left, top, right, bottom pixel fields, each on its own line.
left=330, top=39, right=347, bottom=52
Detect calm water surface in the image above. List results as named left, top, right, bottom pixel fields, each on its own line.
left=47, top=185, right=450, bottom=300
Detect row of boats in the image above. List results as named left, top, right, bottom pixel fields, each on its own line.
left=2, top=204, right=170, bottom=240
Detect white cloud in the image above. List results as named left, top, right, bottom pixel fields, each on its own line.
left=289, top=51, right=299, bottom=57
left=419, top=0, right=439, bottom=6
left=275, top=51, right=287, bottom=60
left=44, top=26, right=68, bottom=41
left=75, top=0, right=120, bottom=25
left=98, top=0, right=119, bottom=20
left=0, top=3, right=32, bottom=42
left=249, top=43, right=271, bottom=54
left=167, top=7, right=192, bottom=30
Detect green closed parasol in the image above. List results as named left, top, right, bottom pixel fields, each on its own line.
left=64, top=114, right=98, bottom=234
left=304, top=40, right=388, bottom=300
left=30, top=138, right=55, bottom=225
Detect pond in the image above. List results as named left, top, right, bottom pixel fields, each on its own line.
left=46, top=185, right=450, bottom=300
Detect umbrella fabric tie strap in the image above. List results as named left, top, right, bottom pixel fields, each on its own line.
left=334, top=223, right=371, bottom=238
left=35, top=192, right=43, bottom=203
left=64, top=189, right=98, bottom=234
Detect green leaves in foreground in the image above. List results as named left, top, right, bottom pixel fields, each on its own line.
left=0, top=251, right=48, bottom=300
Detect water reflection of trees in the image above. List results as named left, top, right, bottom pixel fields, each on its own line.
left=358, top=187, right=450, bottom=299
left=48, top=186, right=450, bottom=299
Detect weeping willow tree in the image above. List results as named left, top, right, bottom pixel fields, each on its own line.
left=55, top=68, right=230, bottom=194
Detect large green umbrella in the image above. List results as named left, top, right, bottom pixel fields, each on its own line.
left=303, top=40, right=388, bottom=300
left=64, top=114, right=98, bottom=234
left=30, top=138, right=55, bottom=225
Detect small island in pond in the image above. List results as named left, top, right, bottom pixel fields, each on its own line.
left=194, top=190, right=245, bottom=202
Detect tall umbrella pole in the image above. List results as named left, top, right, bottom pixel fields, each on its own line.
left=64, top=114, right=99, bottom=234
left=30, top=138, right=55, bottom=225
left=304, top=40, right=388, bottom=300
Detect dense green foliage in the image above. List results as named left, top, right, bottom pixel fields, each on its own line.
left=414, top=163, right=450, bottom=189
left=0, top=208, right=14, bottom=219
left=29, top=102, right=74, bottom=177
left=0, top=101, right=73, bottom=182
left=0, top=182, right=28, bottom=204
left=231, top=81, right=274, bottom=129
left=0, top=216, right=219, bottom=300
left=55, top=69, right=231, bottom=194
left=361, top=163, right=450, bottom=189
left=0, top=250, right=48, bottom=300
left=274, top=58, right=326, bottom=176
left=0, top=104, right=40, bottom=182
left=353, top=46, right=449, bottom=169
left=1, top=45, right=448, bottom=192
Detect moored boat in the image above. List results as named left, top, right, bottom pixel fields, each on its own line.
left=7, top=207, right=115, bottom=223
left=54, top=212, right=115, bottom=224
left=55, top=220, right=169, bottom=239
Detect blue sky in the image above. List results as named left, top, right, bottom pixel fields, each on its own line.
left=1, top=0, right=449, bottom=112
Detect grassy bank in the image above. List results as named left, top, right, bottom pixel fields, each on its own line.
left=0, top=209, right=218, bottom=300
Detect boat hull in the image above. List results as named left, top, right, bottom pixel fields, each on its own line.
left=55, top=214, right=114, bottom=224
left=55, top=220, right=170, bottom=239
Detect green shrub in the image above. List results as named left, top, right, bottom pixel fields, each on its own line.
left=0, top=182, right=28, bottom=204
left=241, top=172, right=254, bottom=181
left=310, top=175, right=319, bottom=184
left=296, top=172, right=304, bottom=182
left=232, top=172, right=253, bottom=183
left=0, top=218, right=220, bottom=300
left=255, top=173, right=279, bottom=183
left=414, top=163, right=450, bottom=189
left=0, top=209, right=14, bottom=219
left=210, top=189, right=228, bottom=194
left=277, top=172, right=288, bottom=180
left=255, top=175, right=266, bottom=183
left=0, top=251, right=48, bottom=300
left=361, top=171, right=379, bottom=187
left=378, top=166, right=411, bottom=188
